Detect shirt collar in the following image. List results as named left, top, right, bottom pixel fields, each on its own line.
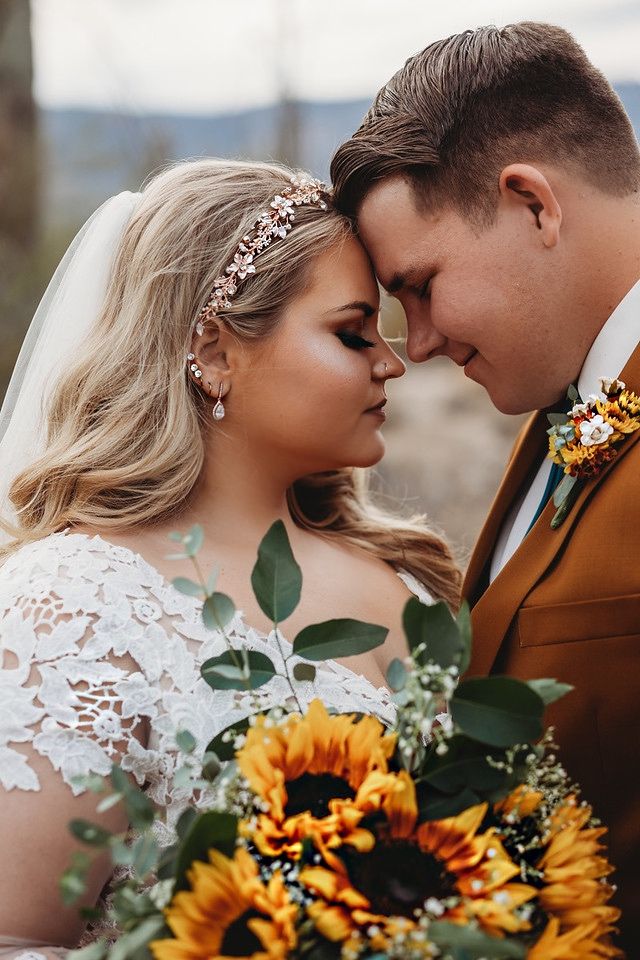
left=578, top=276, right=640, bottom=400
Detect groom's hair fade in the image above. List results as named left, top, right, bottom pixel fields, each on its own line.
left=330, top=21, right=640, bottom=226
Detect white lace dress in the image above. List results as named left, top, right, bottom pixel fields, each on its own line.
left=0, top=529, right=434, bottom=954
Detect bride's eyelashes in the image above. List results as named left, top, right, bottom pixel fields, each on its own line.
left=336, top=331, right=376, bottom=350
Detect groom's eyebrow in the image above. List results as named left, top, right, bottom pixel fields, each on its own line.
left=384, top=266, right=425, bottom=295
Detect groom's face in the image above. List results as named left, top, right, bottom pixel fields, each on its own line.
left=357, top=176, right=573, bottom=415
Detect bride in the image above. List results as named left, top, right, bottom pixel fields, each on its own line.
left=0, top=159, right=460, bottom=956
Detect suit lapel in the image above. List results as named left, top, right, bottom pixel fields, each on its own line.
left=467, top=341, right=640, bottom=676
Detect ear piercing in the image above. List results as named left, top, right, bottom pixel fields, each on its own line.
left=187, top=353, right=203, bottom=379
left=209, top=381, right=226, bottom=421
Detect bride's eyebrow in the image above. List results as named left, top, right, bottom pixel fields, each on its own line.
left=325, top=301, right=377, bottom=317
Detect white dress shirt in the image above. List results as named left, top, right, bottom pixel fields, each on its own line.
left=490, top=277, right=640, bottom=582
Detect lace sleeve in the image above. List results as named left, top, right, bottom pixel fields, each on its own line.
left=0, top=536, right=161, bottom=795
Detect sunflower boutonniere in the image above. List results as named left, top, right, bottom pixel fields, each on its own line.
left=547, top=377, right=640, bottom=528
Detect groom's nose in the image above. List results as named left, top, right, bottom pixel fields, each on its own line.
left=405, top=312, right=447, bottom=363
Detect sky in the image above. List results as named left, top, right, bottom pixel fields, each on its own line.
left=33, top=0, right=640, bottom=116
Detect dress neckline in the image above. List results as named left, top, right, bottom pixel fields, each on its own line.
left=50, top=527, right=429, bottom=695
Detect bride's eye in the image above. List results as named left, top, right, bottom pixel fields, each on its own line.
left=337, top=331, right=376, bottom=350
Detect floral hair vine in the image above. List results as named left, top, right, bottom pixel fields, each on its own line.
left=191, top=175, right=329, bottom=341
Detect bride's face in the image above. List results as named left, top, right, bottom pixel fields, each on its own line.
left=227, top=235, right=406, bottom=477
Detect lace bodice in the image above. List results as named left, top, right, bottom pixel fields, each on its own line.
left=0, top=530, right=434, bottom=842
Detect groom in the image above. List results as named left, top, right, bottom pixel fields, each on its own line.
left=331, top=22, right=640, bottom=952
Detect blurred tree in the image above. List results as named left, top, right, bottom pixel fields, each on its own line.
left=0, top=0, right=40, bottom=399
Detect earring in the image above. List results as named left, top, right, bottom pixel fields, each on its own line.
left=187, top=353, right=203, bottom=379
left=211, top=381, right=226, bottom=421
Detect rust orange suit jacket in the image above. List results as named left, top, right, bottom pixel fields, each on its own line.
left=464, top=342, right=640, bottom=954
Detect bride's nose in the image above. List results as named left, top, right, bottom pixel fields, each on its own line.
left=373, top=351, right=405, bottom=380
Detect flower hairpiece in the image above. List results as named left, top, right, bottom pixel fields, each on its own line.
left=193, top=176, right=328, bottom=337
left=546, top=377, right=640, bottom=526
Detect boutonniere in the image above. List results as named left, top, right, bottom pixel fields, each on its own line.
left=546, top=377, right=640, bottom=528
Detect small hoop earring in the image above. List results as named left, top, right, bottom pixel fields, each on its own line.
left=212, top=381, right=226, bottom=421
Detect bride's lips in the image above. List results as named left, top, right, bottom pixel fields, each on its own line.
left=365, top=398, right=387, bottom=419
left=461, top=349, right=478, bottom=371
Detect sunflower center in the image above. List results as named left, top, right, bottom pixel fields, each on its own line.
left=285, top=772, right=355, bottom=818
left=220, top=908, right=263, bottom=956
left=341, top=840, right=456, bottom=918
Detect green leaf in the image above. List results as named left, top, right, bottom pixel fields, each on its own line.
left=456, top=601, right=473, bottom=675
left=553, top=472, right=577, bottom=508
left=567, top=383, right=579, bottom=403
left=202, top=592, right=236, bottom=631
left=527, top=678, right=573, bottom=705
left=293, top=661, right=317, bottom=682
left=201, top=751, right=222, bottom=781
left=293, top=619, right=387, bottom=661
left=67, top=939, right=109, bottom=960
left=429, top=920, right=526, bottom=958
left=110, top=837, right=135, bottom=866
left=96, top=792, right=123, bottom=814
left=174, top=811, right=238, bottom=892
left=69, top=818, right=112, bottom=847
left=176, top=729, right=197, bottom=754
left=108, top=914, right=167, bottom=960
left=110, top=765, right=155, bottom=829
left=402, top=598, right=463, bottom=669
left=422, top=737, right=508, bottom=793
left=206, top=717, right=254, bottom=760
left=251, top=520, right=302, bottom=623
left=202, top=650, right=277, bottom=690
left=59, top=867, right=88, bottom=906
left=172, top=576, right=204, bottom=599
left=451, top=676, right=544, bottom=748
left=547, top=411, right=569, bottom=427
left=70, top=773, right=106, bottom=793
left=386, top=657, right=407, bottom=691
left=206, top=565, right=220, bottom=596
left=132, top=834, right=160, bottom=876
left=168, top=531, right=184, bottom=542
left=418, top=785, right=482, bottom=821
left=183, top=524, right=204, bottom=557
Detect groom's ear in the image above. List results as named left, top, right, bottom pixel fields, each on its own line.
left=498, top=163, right=562, bottom=249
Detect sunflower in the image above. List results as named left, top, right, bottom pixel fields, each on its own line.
left=150, top=847, right=298, bottom=960
left=299, top=781, right=535, bottom=952
left=533, top=797, right=620, bottom=957
left=495, top=784, right=544, bottom=820
left=236, top=699, right=398, bottom=869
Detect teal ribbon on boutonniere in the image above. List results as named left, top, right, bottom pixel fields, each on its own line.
left=546, top=378, right=640, bottom=528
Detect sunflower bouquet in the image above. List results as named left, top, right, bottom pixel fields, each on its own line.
left=63, top=523, right=621, bottom=960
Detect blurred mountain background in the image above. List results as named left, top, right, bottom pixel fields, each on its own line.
left=2, top=0, right=639, bottom=554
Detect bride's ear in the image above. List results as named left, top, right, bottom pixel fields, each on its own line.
left=498, top=163, right=562, bottom=248
left=190, top=319, right=235, bottom=383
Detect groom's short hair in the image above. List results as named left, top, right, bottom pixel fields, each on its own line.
left=331, top=22, right=640, bottom=225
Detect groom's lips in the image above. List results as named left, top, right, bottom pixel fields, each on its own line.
left=459, top=349, right=478, bottom=368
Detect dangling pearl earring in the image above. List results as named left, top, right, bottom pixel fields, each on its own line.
left=211, top=381, right=225, bottom=421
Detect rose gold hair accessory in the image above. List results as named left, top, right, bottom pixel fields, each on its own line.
left=192, top=176, right=328, bottom=337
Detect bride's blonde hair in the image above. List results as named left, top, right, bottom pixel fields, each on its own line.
left=3, top=158, right=461, bottom=607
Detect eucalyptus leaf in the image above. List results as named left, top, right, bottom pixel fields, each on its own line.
left=567, top=383, right=579, bottom=403
left=206, top=565, right=220, bottom=596
left=206, top=717, right=254, bottom=760
left=547, top=411, right=570, bottom=427
left=429, top=920, right=526, bottom=958
left=67, top=939, right=109, bottom=960
left=527, top=677, right=574, bottom=705
left=69, top=818, right=112, bottom=847
left=451, top=676, right=544, bottom=748
left=168, top=531, right=184, bottom=542
left=174, top=811, right=238, bottom=892
left=110, top=765, right=155, bottom=829
left=201, top=751, right=222, bottom=781
left=202, top=650, right=276, bottom=690
left=183, top=524, right=204, bottom=557
left=108, top=914, right=167, bottom=960
left=402, top=598, right=464, bottom=669
left=110, top=837, right=135, bottom=866
left=418, top=785, right=482, bottom=821
left=172, top=576, right=204, bottom=599
left=132, top=834, right=160, bottom=876
left=96, top=792, right=123, bottom=814
left=251, top=520, right=302, bottom=623
left=59, top=867, right=88, bottom=905
left=70, top=773, right=106, bottom=793
left=202, top=592, right=236, bottom=631
left=293, top=661, right=317, bottom=682
left=176, top=729, right=197, bottom=754
left=293, top=619, right=387, bottom=661
left=386, top=657, right=407, bottom=691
